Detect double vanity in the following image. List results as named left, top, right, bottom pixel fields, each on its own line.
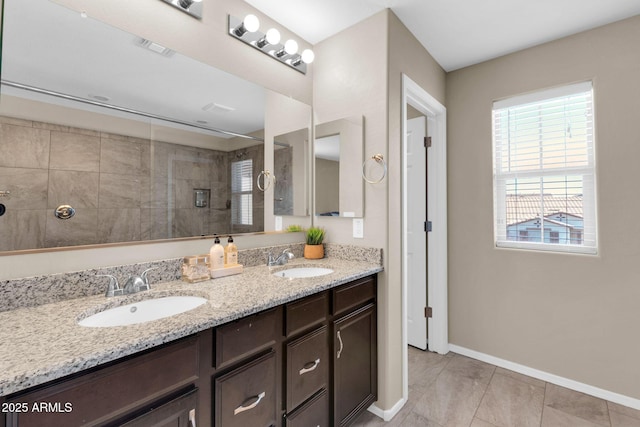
left=0, top=246, right=382, bottom=427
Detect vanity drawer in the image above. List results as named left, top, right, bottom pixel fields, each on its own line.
left=6, top=337, right=199, bottom=427
left=214, top=351, right=276, bottom=427
left=215, top=307, right=280, bottom=369
left=333, top=275, right=376, bottom=316
left=285, top=389, right=329, bottom=427
left=285, top=291, right=329, bottom=337
left=286, top=326, right=329, bottom=412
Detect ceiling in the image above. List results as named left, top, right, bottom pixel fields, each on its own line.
left=244, top=0, right=640, bottom=71
left=1, top=0, right=266, bottom=139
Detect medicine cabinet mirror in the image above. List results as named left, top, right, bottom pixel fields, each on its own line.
left=273, top=128, right=310, bottom=217
left=0, top=0, right=311, bottom=253
left=314, top=116, right=364, bottom=218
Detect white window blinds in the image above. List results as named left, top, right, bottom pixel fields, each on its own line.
left=231, top=159, right=253, bottom=225
left=492, top=81, right=597, bottom=254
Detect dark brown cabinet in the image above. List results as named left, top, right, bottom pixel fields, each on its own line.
left=3, top=274, right=377, bottom=427
left=4, top=336, right=200, bottom=427
left=333, top=304, right=377, bottom=427
left=284, top=389, right=329, bottom=427
left=283, top=275, right=377, bottom=427
left=285, top=326, right=329, bottom=412
left=120, top=389, right=198, bottom=427
left=214, top=351, right=277, bottom=427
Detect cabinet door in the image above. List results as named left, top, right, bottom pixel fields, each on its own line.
left=333, top=304, right=377, bottom=427
left=214, top=351, right=276, bottom=427
left=120, top=389, right=198, bottom=427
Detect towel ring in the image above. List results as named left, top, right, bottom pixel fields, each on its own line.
left=362, top=154, right=387, bottom=184
left=257, top=170, right=276, bottom=192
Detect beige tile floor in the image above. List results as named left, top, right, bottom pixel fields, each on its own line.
left=352, top=347, right=640, bottom=427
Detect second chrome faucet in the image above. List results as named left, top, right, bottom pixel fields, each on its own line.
left=266, top=248, right=295, bottom=267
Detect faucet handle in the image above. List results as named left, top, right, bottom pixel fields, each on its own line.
left=97, top=274, right=121, bottom=297
left=265, top=251, right=275, bottom=263
left=140, top=267, right=158, bottom=289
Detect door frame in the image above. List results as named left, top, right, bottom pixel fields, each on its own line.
left=401, top=74, right=448, bottom=401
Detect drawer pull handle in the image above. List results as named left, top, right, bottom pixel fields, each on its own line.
left=337, top=331, right=344, bottom=359
left=234, top=391, right=266, bottom=415
left=188, top=408, right=197, bottom=427
left=299, top=358, right=321, bottom=375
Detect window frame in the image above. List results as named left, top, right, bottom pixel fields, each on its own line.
left=230, top=158, right=253, bottom=226
left=492, top=81, right=598, bottom=255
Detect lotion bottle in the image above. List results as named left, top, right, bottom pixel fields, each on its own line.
left=209, top=236, right=225, bottom=270
left=225, top=236, right=238, bottom=266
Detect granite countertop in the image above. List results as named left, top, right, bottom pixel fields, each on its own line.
left=0, top=257, right=382, bottom=396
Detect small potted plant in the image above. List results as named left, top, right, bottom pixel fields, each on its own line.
left=304, top=227, right=326, bottom=259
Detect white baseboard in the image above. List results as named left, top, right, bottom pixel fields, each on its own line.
left=449, top=344, right=640, bottom=411
left=368, top=397, right=406, bottom=422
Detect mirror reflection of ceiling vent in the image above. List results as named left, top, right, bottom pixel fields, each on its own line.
left=136, top=38, right=175, bottom=57
left=202, top=102, right=235, bottom=113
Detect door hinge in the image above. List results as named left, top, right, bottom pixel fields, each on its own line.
left=424, top=136, right=432, bottom=148
left=424, top=307, right=433, bottom=318
left=424, top=221, right=432, bottom=232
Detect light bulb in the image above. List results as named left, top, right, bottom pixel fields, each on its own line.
left=284, top=39, right=298, bottom=55
left=301, top=49, right=315, bottom=64
left=243, top=14, right=260, bottom=33
left=265, top=28, right=281, bottom=45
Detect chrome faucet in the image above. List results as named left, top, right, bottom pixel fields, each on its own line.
left=123, top=268, right=157, bottom=294
left=266, top=248, right=295, bottom=267
left=98, top=267, right=157, bottom=297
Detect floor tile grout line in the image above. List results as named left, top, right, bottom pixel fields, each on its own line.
left=468, top=361, right=497, bottom=427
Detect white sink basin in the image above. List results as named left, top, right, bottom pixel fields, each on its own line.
left=272, top=267, right=334, bottom=279
left=78, top=296, right=207, bottom=327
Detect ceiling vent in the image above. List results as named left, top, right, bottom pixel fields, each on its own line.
left=136, top=38, right=175, bottom=57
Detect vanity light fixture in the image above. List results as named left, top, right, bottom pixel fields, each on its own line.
left=160, top=0, right=203, bottom=19
left=228, top=15, right=314, bottom=74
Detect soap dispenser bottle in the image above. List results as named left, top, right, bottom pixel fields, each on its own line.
left=209, top=236, right=225, bottom=270
left=225, top=236, right=238, bottom=266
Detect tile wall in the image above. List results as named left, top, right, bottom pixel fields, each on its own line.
left=0, top=115, right=264, bottom=251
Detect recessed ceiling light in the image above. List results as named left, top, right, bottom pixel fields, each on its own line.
left=135, top=38, right=175, bottom=57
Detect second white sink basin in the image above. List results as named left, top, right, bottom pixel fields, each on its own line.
left=273, top=267, right=334, bottom=279
left=78, top=296, right=207, bottom=327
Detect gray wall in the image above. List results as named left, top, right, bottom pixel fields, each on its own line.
left=313, top=9, right=446, bottom=410
left=446, top=15, right=640, bottom=400
left=315, top=158, right=339, bottom=214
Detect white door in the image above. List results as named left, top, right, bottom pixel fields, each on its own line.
left=406, top=116, right=428, bottom=350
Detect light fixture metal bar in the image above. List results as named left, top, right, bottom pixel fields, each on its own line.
left=0, top=80, right=264, bottom=142
left=159, top=0, right=203, bottom=19
left=228, top=15, right=308, bottom=75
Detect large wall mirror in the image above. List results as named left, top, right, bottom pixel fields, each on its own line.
left=314, top=116, right=364, bottom=217
left=0, top=0, right=311, bottom=252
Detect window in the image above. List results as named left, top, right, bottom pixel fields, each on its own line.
left=231, top=159, right=253, bottom=225
left=493, top=82, right=597, bottom=254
